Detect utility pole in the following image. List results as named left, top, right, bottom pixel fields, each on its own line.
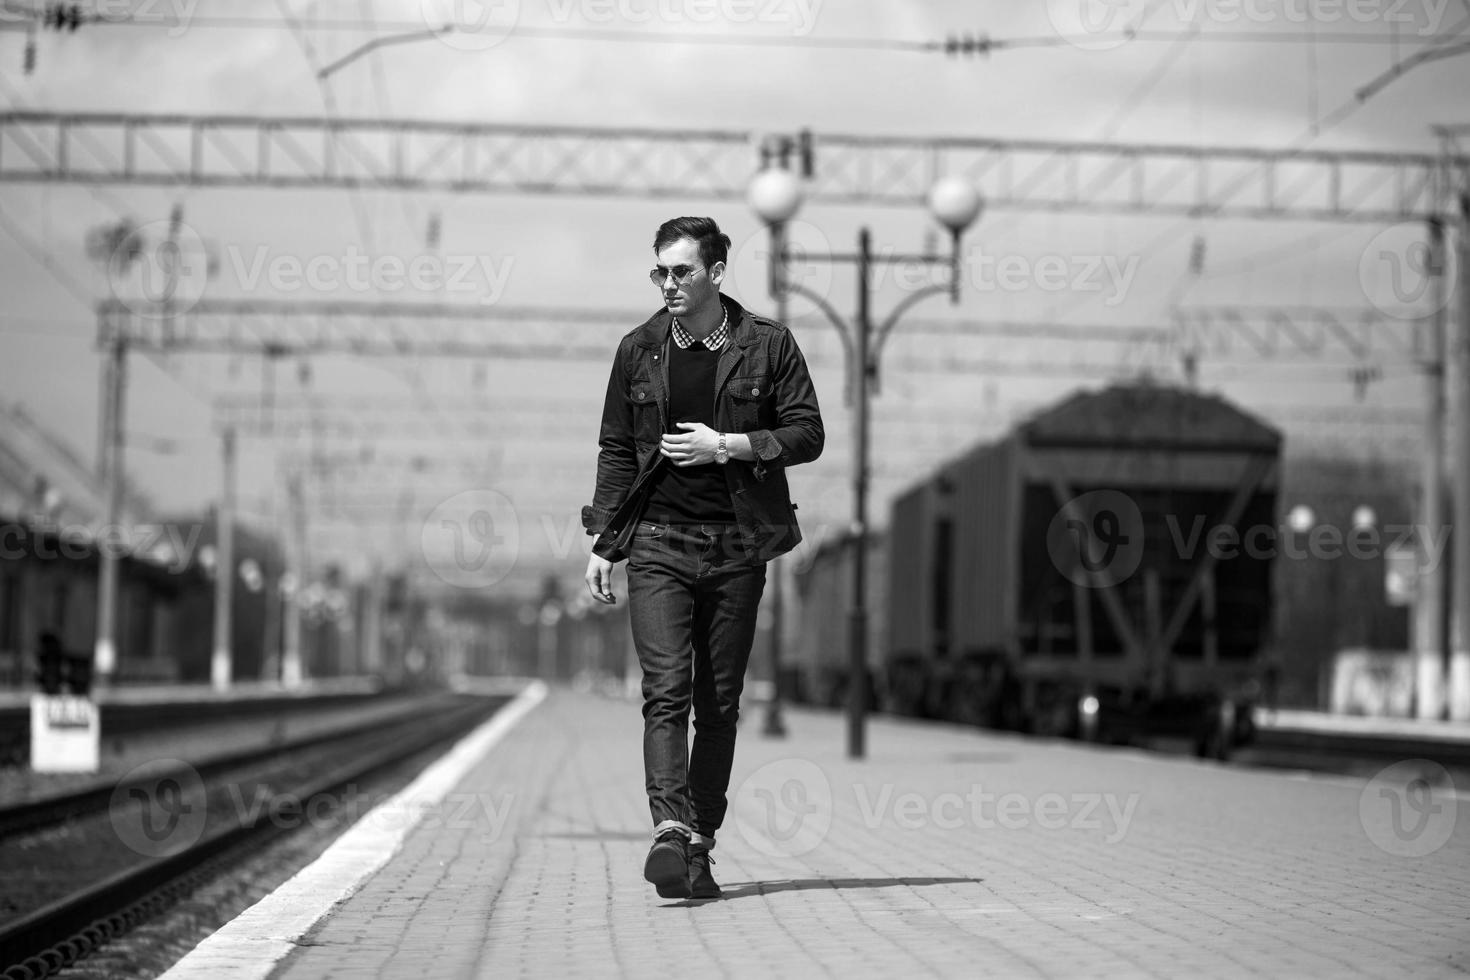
left=363, top=560, right=384, bottom=677
left=1416, top=218, right=1449, bottom=719
left=763, top=219, right=789, bottom=738
left=211, top=426, right=236, bottom=691
left=282, top=470, right=305, bottom=688
left=1451, top=192, right=1470, bottom=720
left=847, top=228, right=873, bottom=759
left=94, top=336, right=126, bottom=685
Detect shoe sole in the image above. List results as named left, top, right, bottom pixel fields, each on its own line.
left=690, top=885, right=722, bottom=900
left=644, top=848, right=691, bottom=899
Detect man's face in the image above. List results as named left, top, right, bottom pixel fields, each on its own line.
left=654, top=237, right=723, bottom=319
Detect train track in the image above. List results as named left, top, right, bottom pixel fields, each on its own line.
left=0, top=692, right=506, bottom=979
left=0, top=692, right=454, bottom=840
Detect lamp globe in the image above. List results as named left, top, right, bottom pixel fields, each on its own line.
left=927, top=177, right=983, bottom=233
left=748, top=168, right=803, bottom=225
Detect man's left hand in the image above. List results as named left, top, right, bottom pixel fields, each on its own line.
left=661, top=422, right=718, bottom=466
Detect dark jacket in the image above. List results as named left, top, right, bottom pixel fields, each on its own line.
left=582, top=294, right=824, bottom=564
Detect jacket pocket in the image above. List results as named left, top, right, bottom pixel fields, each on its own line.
left=726, top=375, right=772, bottom=430
left=626, top=379, right=660, bottom=441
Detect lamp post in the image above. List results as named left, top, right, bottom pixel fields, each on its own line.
left=749, top=170, right=802, bottom=739
left=749, top=167, right=982, bottom=759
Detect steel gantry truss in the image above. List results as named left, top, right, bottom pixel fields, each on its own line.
left=98, top=299, right=1423, bottom=374
left=1173, top=305, right=1424, bottom=361
left=7, top=112, right=1468, bottom=221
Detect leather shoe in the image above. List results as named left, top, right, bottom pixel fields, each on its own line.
left=688, top=846, right=720, bottom=899
left=643, top=829, right=691, bottom=899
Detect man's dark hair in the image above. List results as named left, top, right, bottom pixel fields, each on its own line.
left=653, top=217, right=731, bottom=269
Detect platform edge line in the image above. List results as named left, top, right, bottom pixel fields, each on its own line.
left=155, top=680, right=550, bottom=980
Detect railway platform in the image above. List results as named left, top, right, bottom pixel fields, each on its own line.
left=166, top=683, right=1468, bottom=979
left=0, top=676, right=383, bottom=711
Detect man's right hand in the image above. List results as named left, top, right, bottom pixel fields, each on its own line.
left=585, top=553, right=617, bottom=604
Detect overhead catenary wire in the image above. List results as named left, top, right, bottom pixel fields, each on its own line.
left=0, top=3, right=1459, bottom=51
left=1041, top=10, right=1470, bottom=326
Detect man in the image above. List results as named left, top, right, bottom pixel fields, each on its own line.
left=582, top=216, right=824, bottom=900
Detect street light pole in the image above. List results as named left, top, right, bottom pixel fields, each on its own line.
left=94, top=335, right=126, bottom=686
left=749, top=167, right=982, bottom=760
left=848, top=228, right=873, bottom=758
left=763, top=219, right=789, bottom=738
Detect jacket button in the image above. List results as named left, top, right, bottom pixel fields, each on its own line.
left=637, top=391, right=645, bottom=399
left=751, top=387, right=760, bottom=396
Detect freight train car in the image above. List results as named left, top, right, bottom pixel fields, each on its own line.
left=788, top=532, right=887, bottom=709
left=884, top=382, right=1281, bottom=755
left=1270, top=454, right=1413, bottom=709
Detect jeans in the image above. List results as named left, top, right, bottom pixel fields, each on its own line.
left=627, top=520, right=767, bottom=840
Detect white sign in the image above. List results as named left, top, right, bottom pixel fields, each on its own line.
left=30, top=694, right=100, bottom=773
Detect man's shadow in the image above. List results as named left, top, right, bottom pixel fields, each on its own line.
left=670, top=877, right=983, bottom=906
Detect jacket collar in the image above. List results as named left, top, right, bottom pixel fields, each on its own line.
left=632, top=294, right=760, bottom=350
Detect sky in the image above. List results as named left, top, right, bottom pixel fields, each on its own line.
left=0, top=0, right=1467, bottom=597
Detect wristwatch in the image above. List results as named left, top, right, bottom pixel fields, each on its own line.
left=714, top=433, right=729, bottom=465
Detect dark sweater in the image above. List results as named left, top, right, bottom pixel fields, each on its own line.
left=644, top=339, right=736, bottom=524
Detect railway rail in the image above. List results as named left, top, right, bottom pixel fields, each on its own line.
left=0, top=691, right=507, bottom=979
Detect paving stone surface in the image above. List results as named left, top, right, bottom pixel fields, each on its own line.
left=265, top=689, right=1470, bottom=979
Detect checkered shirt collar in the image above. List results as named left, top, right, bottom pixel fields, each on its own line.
left=670, top=305, right=729, bottom=351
